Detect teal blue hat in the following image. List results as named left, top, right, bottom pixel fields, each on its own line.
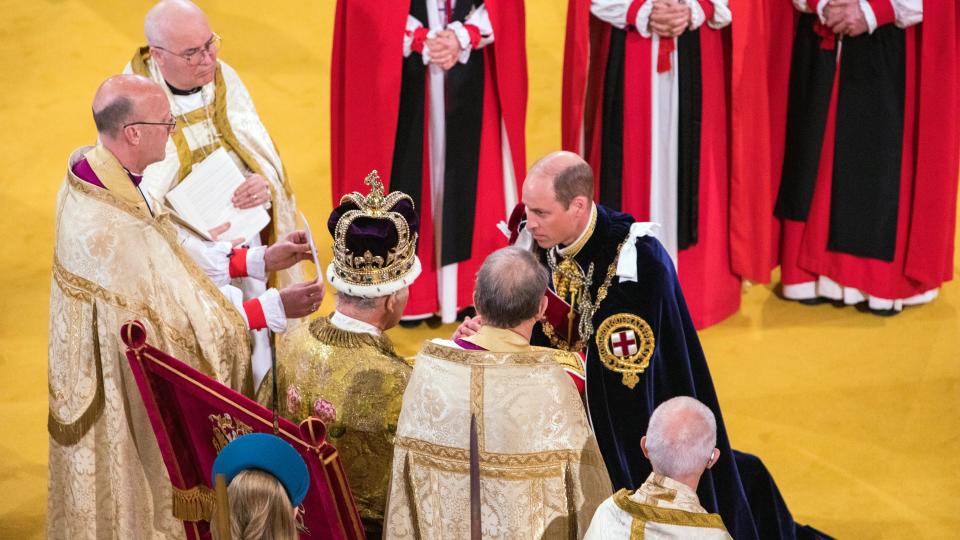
left=211, top=433, right=310, bottom=507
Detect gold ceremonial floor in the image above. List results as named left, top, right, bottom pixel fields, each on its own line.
left=1, top=1, right=958, bottom=538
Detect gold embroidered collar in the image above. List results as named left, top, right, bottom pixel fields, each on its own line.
left=84, top=144, right=151, bottom=217
left=556, top=203, right=597, bottom=259
left=309, top=315, right=397, bottom=358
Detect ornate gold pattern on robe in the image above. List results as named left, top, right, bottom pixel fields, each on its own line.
left=384, top=339, right=612, bottom=539
left=584, top=474, right=731, bottom=540
left=125, top=48, right=302, bottom=288
left=47, top=148, right=252, bottom=540
left=256, top=316, right=411, bottom=527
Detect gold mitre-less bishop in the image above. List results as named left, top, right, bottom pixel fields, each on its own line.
left=384, top=327, right=613, bottom=539
left=123, top=46, right=302, bottom=288
left=258, top=172, right=421, bottom=536
left=48, top=146, right=252, bottom=539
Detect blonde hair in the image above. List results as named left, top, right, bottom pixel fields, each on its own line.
left=210, top=469, right=298, bottom=540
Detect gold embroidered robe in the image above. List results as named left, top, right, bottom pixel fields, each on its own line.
left=47, top=146, right=252, bottom=539
left=584, top=473, right=732, bottom=540
left=256, top=315, right=411, bottom=530
left=124, top=47, right=302, bottom=288
left=384, top=328, right=613, bottom=539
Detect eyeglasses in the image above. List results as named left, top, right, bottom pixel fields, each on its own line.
left=152, top=33, right=222, bottom=66
left=123, top=118, right=178, bottom=133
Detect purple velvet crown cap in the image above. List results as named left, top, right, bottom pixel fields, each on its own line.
left=327, top=197, right=420, bottom=260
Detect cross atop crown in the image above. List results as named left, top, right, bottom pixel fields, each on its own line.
left=362, top=170, right=386, bottom=216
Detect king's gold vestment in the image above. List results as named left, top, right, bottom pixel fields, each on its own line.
left=257, top=315, right=412, bottom=530
left=47, top=146, right=252, bottom=539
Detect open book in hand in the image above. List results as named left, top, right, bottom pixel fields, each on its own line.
left=164, top=147, right=270, bottom=243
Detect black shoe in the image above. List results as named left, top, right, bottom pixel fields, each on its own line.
left=853, top=301, right=899, bottom=317
left=798, top=296, right=831, bottom=306
left=398, top=319, right=424, bottom=329
left=425, top=315, right=443, bottom=329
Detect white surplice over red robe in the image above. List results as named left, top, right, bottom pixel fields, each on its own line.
left=331, top=0, right=526, bottom=323
left=562, top=0, right=738, bottom=329
left=776, top=1, right=960, bottom=312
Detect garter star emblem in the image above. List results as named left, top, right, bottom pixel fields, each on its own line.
left=595, top=313, right=655, bottom=389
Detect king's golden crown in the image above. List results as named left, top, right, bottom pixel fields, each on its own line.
left=331, top=171, right=419, bottom=286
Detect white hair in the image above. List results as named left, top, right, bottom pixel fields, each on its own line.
left=645, top=396, right=717, bottom=479
left=144, top=0, right=201, bottom=46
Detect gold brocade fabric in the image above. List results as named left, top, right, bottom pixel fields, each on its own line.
left=584, top=474, right=731, bottom=540
left=126, top=48, right=302, bottom=289
left=47, top=148, right=252, bottom=540
left=384, top=339, right=612, bottom=539
left=256, top=316, right=411, bottom=526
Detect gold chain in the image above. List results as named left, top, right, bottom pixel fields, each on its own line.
left=542, top=235, right=630, bottom=352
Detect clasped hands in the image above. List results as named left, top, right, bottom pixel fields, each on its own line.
left=427, top=29, right=462, bottom=71
left=823, top=0, right=869, bottom=37
left=648, top=0, right=692, bottom=39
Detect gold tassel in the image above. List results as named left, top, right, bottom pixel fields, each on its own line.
left=172, top=484, right=215, bottom=522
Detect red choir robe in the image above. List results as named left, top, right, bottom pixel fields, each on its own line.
left=727, top=0, right=796, bottom=283
left=776, top=1, right=960, bottom=311
left=562, top=0, right=740, bottom=329
left=331, top=0, right=526, bottom=321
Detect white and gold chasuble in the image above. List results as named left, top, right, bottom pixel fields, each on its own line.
left=125, top=47, right=303, bottom=388
left=47, top=147, right=252, bottom=539
left=584, top=473, right=732, bottom=540
left=385, top=327, right=612, bottom=539
left=124, top=47, right=301, bottom=288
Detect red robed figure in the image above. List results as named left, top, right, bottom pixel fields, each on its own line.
left=121, top=321, right=365, bottom=540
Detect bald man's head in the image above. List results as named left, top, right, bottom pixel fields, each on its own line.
left=91, top=75, right=172, bottom=173
left=145, top=1, right=218, bottom=90
left=527, top=151, right=594, bottom=208
left=520, top=151, right=595, bottom=248
left=145, top=0, right=207, bottom=47
left=474, top=246, right=549, bottom=328
left=643, top=397, right=717, bottom=480
left=92, top=75, right=167, bottom=139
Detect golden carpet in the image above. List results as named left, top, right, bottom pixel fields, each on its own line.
left=1, top=1, right=957, bottom=538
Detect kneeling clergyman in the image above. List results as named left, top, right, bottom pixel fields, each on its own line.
left=258, top=172, right=421, bottom=539
left=385, top=246, right=612, bottom=539
left=47, top=75, right=254, bottom=539
left=585, top=396, right=731, bottom=539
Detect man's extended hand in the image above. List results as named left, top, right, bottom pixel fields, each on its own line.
left=825, top=0, right=869, bottom=37
left=279, top=279, right=325, bottom=319
left=427, top=30, right=462, bottom=71
left=208, top=222, right=244, bottom=246
left=649, top=0, right=691, bottom=38
left=452, top=315, right=483, bottom=341
left=264, top=230, right=313, bottom=273
left=232, top=173, right=272, bottom=209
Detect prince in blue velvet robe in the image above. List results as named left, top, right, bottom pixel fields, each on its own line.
left=529, top=203, right=827, bottom=540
